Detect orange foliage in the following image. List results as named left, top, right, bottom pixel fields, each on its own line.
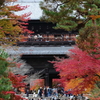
left=52, top=79, right=63, bottom=87
left=19, top=87, right=25, bottom=93
left=30, top=79, right=44, bottom=91
left=90, top=15, right=100, bottom=20
left=64, top=78, right=83, bottom=91
left=0, top=0, right=33, bottom=45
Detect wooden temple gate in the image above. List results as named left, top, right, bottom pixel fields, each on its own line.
left=6, top=20, right=77, bottom=88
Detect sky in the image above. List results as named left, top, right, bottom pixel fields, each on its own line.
left=13, top=0, right=43, bottom=19
left=16, top=0, right=43, bottom=3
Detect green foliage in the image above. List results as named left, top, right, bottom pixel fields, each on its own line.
left=0, top=60, right=8, bottom=76
left=89, top=85, right=100, bottom=100
left=85, top=19, right=100, bottom=27
left=0, top=49, right=9, bottom=59
left=0, top=49, right=12, bottom=99
left=0, top=77, right=12, bottom=99
left=40, top=0, right=100, bottom=31
left=0, top=49, right=9, bottom=75
left=55, top=20, right=78, bottom=31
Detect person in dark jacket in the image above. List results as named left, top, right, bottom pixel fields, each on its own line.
left=38, top=87, right=43, bottom=98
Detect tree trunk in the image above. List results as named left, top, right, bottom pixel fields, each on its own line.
left=0, top=0, right=5, bottom=6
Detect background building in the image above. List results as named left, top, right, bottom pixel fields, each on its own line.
left=7, top=0, right=77, bottom=87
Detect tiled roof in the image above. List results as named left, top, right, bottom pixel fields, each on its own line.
left=6, top=46, right=74, bottom=55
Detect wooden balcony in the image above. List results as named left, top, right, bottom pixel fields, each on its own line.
left=17, top=37, right=76, bottom=46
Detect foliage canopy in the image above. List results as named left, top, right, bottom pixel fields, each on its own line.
left=40, top=0, right=100, bottom=31
left=0, top=0, right=32, bottom=46
left=41, top=0, right=100, bottom=97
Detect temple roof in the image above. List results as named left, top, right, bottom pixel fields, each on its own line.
left=5, top=46, right=74, bottom=55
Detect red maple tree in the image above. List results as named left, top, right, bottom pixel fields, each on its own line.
left=51, top=15, right=100, bottom=96
left=52, top=47, right=100, bottom=94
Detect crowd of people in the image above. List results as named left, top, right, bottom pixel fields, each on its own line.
left=37, top=86, right=64, bottom=98
left=19, top=86, right=88, bottom=100
left=24, top=86, right=64, bottom=98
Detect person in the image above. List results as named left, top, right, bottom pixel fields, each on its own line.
left=34, top=35, right=38, bottom=41
left=38, top=34, right=43, bottom=41
left=44, top=86, right=48, bottom=97
left=57, top=87, right=62, bottom=97
left=46, top=86, right=52, bottom=97
left=25, top=89, right=30, bottom=97
left=33, top=90, right=37, bottom=97
left=52, top=86, right=58, bottom=97
left=47, top=87, right=52, bottom=96
left=38, top=87, right=43, bottom=98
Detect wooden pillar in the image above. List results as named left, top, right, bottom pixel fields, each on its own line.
left=44, top=68, right=49, bottom=86
left=49, top=77, right=52, bottom=88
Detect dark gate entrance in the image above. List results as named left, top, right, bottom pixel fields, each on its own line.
left=21, top=54, right=67, bottom=88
